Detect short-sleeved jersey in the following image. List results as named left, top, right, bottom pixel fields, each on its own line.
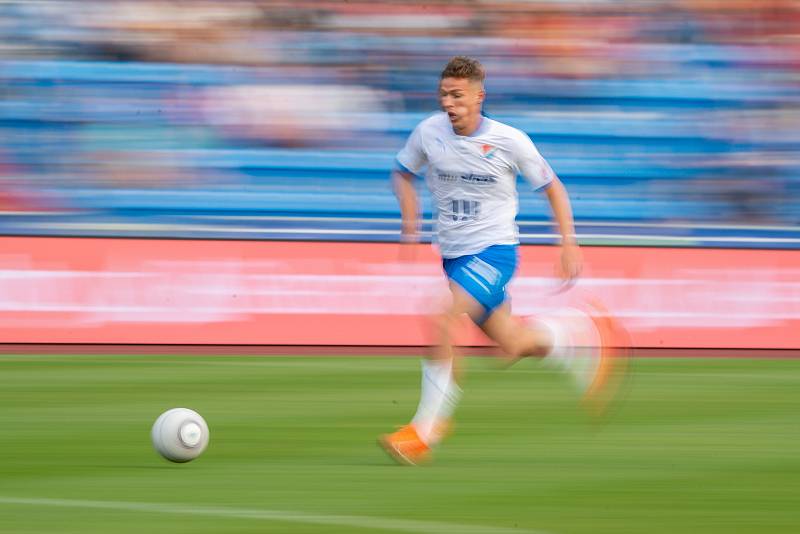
left=396, top=112, right=555, bottom=259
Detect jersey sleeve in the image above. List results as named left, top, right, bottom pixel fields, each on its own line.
left=395, top=122, right=428, bottom=176
left=512, top=131, right=556, bottom=190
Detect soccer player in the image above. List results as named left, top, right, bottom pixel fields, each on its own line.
left=379, top=56, right=624, bottom=466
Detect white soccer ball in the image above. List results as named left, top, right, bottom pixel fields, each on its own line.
left=151, top=408, right=209, bottom=463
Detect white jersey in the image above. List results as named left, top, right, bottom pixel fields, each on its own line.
left=396, top=112, right=555, bottom=258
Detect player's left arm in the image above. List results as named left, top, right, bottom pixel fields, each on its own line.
left=544, top=177, right=582, bottom=281
left=514, top=130, right=583, bottom=281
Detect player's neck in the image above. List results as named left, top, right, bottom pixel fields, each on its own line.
left=453, top=114, right=483, bottom=137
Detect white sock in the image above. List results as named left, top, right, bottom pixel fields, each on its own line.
left=411, top=358, right=461, bottom=446
left=535, top=308, right=601, bottom=390
left=532, top=314, right=573, bottom=369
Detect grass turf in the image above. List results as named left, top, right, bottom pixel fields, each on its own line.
left=0, top=355, right=798, bottom=533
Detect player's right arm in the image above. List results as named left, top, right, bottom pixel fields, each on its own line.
left=393, top=170, right=420, bottom=242
left=394, top=121, right=429, bottom=244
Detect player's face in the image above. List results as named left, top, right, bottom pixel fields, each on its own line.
left=439, top=77, right=485, bottom=135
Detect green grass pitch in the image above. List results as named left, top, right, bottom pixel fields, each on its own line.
left=0, top=354, right=798, bottom=533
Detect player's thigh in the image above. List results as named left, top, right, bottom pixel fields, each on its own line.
left=447, top=280, right=487, bottom=323
left=442, top=245, right=518, bottom=325
left=478, top=302, right=519, bottom=354
left=428, top=283, right=483, bottom=355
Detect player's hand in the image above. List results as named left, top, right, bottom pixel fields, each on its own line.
left=556, top=240, right=582, bottom=284
left=398, top=223, right=420, bottom=262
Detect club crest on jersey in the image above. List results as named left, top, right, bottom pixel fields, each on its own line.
left=480, top=144, right=497, bottom=159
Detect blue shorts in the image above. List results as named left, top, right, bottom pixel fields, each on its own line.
left=442, top=244, right=519, bottom=324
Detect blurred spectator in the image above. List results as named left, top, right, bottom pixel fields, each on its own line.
left=0, top=0, right=797, bottom=230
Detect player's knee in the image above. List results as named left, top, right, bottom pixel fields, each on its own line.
left=513, top=337, right=549, bottom=359
left=432, top=310, right=454, bottom=336
left=499, top=325, right=549, bottom=359
left=507, top=340, right=530, bottom=360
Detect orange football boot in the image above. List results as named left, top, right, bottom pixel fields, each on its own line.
left=582, top=300, right=631, bottom=417
left=378, top=424, right=431, bottom=466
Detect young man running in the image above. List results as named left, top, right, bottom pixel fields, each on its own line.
left=379, top=56, right=625, bottom=466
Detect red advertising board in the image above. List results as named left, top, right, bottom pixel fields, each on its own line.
left=0, top=237, right=797, bottom=349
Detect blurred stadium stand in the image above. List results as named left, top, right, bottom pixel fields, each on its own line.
left=0, top=0, right=798, bottom=247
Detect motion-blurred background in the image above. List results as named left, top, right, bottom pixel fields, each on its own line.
left=1, top=0, right=798, bottom=245
left=0, top=8, right=799, bottom=533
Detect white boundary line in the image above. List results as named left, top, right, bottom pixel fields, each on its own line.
left=0, top=496, right=554, bottom=534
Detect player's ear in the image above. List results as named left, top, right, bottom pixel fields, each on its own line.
left=476, top=86, right=486, bottom=105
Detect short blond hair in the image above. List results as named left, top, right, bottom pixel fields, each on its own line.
left=441, top=56, right=485, bottom=83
